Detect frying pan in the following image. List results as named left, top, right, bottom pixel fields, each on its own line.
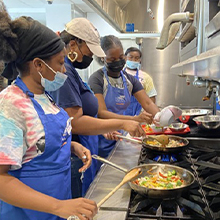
left=116, top=135, right=189, bottom=153
left=92, top=155, right=195, bottom=199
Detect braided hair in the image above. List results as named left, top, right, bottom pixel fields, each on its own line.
left=96, top=35, right=123, bottom=65
left=100, top=35, right=123, bottom=53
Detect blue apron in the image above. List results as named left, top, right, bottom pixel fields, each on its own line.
left=98, top=67, right=131, bottom=161
left=0, top=77, right=72, bottom=220
left=124, top=69, right=142, bottom=116
left=71, top=82, right=98, bottom=197
left=79, top=134, right=98, bottom=196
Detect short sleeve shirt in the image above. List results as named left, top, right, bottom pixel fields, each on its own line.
left=49, top=58, right=99, bottom=142
left=88, top=68, right=143, bottom=98
left=50, top=57, right=98, bottom=117
left=125, top=68, right=157, bottom=98
left=0, top=84, right=60, bottom=170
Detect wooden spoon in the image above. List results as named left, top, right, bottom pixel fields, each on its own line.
left=97, top=168, right=142, bottom=208
left=150, top=134, right=169, bottom=146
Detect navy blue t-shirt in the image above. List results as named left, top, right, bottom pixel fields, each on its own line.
left=50, top=57, right=98, bottom=141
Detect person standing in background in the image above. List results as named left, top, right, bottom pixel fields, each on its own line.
left=124, top=47, right=157, bottom=116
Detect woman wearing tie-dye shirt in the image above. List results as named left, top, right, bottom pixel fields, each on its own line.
left=0, top=3, right=97, bottom=220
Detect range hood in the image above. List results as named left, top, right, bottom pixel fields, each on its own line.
left=170, top=45, right=220, bottom=81
left=171, top=6, right=220, bottom=81
left=82, top=0, right=179, bottom=33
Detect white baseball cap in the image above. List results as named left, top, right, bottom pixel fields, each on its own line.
left=65, top=18, right=105, bottom=58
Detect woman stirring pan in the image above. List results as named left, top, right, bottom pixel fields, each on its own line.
left=50, top=18, right=147, bottom=198
left=88, top=35, right=182, bottom=160
left=0, top=3, right=96, bottom=220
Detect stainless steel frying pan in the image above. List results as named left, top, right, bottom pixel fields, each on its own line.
left=92, top=155, right=195, bottom=199
left=116, top=135, right=189, bottom=153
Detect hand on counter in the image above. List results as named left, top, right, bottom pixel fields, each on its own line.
left=55, top=198, right=98, bottom=220
left=71, top=142, right=92, bottom=172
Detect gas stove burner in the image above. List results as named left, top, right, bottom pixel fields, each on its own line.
left=138, top=147, right=183, bottom=164
left=128, top=190, right=208, bottom=220
left=153, top=154, right=178, bottom=162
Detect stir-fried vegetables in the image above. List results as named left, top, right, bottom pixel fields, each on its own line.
left=133, top=169, right=184, bottom=189
left=146, top=139, right=185, bottom=148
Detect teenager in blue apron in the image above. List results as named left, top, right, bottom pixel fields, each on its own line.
left=1, top=77, right=72, bottom=220
left=88, top=36, right=183, bottom=160
left=0, top=13, right=97, bottom=220
left=98, top=66, right=131, bottom=159
left=123, top=67, right=142, bottom=116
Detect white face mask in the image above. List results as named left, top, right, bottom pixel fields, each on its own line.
left=38, top=60, right=67, bottom=91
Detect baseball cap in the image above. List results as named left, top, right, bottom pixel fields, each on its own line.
left=65, top=18, right=105, bottom=58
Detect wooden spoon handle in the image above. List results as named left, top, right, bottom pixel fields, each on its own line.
left=97, top=181, right=125, bottom=208
left=97, top=168, right=141, bottom=208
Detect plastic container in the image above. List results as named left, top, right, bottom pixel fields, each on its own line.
left=126, top=23, right=134, bottom=32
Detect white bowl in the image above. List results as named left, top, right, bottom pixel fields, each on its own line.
left=159, top=108, right=174, bottom=127
left=150, top=124, right=164, bottom=133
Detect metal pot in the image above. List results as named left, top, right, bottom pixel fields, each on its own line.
left=193, top=115, right=220, bottom=130
left=169, top=123, right=189, bottom=132
left=116, top=135, right=189, bottom=153
left=92, top=155, right=195, bottom=199
left=179, top=109, right=209, bottom=124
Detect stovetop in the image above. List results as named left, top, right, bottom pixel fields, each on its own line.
left=175, top=122, right=220, bottom=139
left=126, top=139, right=220, bottom=220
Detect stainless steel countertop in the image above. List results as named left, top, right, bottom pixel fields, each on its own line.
left=85, top=140, right=141, bottom=220
left=85, top=136, right=220, bottom=220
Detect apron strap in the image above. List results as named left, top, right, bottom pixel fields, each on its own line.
left=14, top=77, right=50, bottom=115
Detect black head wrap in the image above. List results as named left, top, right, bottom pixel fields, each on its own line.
left=2, top=16, right=65, bottom=80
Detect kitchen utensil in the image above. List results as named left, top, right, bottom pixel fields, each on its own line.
left=116, top=135, right=189, bottom=153
left=193, top=115, right=220, bottom=130
left=97, top=167, right=142, bottom=207
left=117, top=134, right=169, bottom=146
left=179, top=109, right=209, bottom=124
left=92, top=155, right=195, bottom=199
left=150, top=134, right=169, bottom=146
left=169, top=123, right=189, bottom=132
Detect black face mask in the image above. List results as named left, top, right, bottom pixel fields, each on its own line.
left=105, top=59, right=126, bottom=72
left=72, top=41, right=93, bottom=69
left=72, top=55, right=93, bottom=69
